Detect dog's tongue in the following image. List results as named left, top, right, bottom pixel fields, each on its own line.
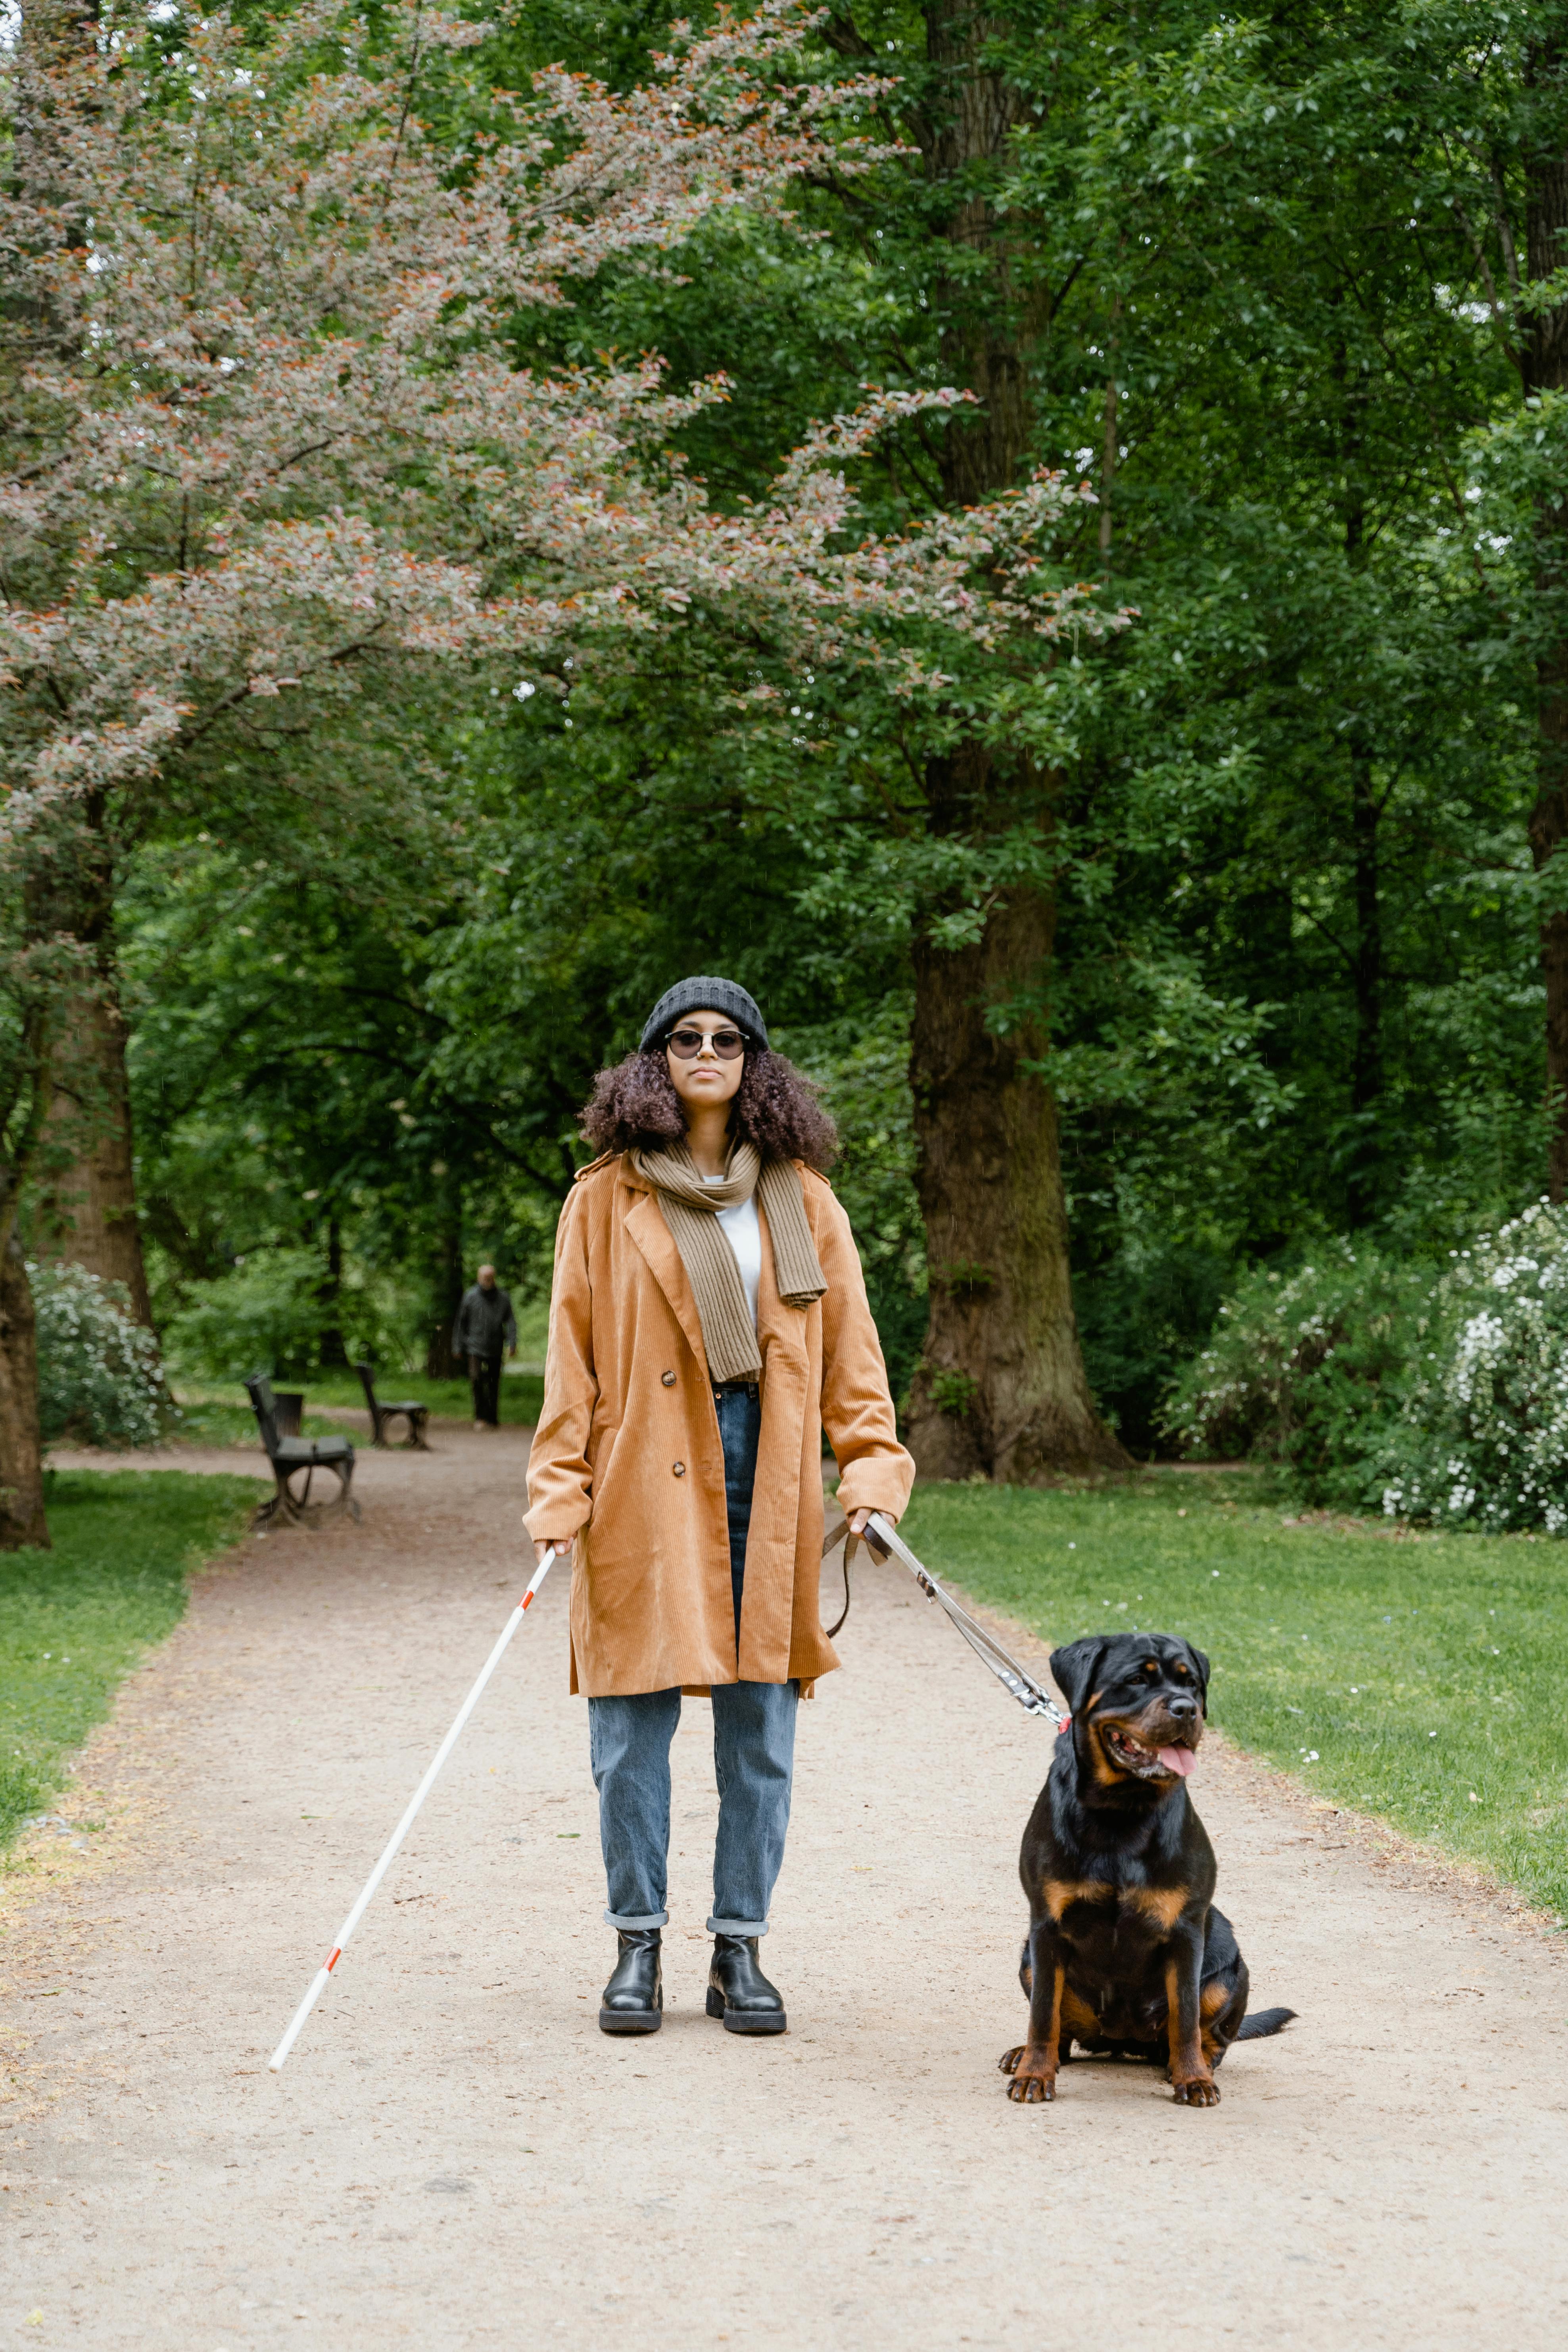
left=1159, top=1745, right=1196, bottom=1778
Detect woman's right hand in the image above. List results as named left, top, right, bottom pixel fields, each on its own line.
left=535, top=1537, right=570, bottom=1568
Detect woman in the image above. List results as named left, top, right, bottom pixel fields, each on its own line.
left=524, top=975, right=914, bottom=2039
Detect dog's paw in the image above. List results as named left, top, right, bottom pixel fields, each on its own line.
left=1171, top=2076, right=1220, bottom=2108
left=1008, top=2070, right=1057, bottom=2104
left=1003, top=2048, right=1059, bottom=2102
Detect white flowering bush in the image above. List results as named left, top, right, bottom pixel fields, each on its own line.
left=30, top=1261, right=167, bottom=1449
left=1375, top=1200, right=1568, bottom=1533
left=1160, top=1244, right=1422, bottom=1498
left=1169, top=1200, right=1568, bottom=1531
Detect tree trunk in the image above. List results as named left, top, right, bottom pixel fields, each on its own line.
left=1524, top=38, right=1568, bottom=1198
left=906, top=753, right=1124, bottom=1477
left=39, top=977, right=155, bottom=1325
left=13, top=19, right=154, bottom=1323
left=424, top=1204, right=465, bottom=1380
left=0, top=1240, right=49, bottom=1551
left=319, top=1218, right=349, bottom=1368
left=898, top=0, right=1126, bottom=1478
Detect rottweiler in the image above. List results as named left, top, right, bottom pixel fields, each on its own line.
left=1000, top=1631, right=1294, bottom=2106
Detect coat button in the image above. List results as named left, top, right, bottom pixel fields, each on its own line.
left=672, top=1461, right=686, bottom=1478
left=662, top=1371, right=676, bottom=1387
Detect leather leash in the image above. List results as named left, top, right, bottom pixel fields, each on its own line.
left=821, top=1511, right=1068, bottom=1729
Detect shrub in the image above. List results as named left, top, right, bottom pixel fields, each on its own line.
left=1076, top=1241, right=1235, bottom=1453
left=30, top=1260, right=167, bottom=1448
left=159, top=1246, right=335, bottom=1382
left=1160, top=1245, right=1426, bottom=1499
left=159, top=1245, right=412, bottom=1382
left=1374, top=1199, right=1568, bottom=1533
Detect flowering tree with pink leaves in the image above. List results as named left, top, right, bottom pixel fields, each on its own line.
left=2, top=0, right=1092, bottom=801
left=0, top=0, right=1120, bottom=1536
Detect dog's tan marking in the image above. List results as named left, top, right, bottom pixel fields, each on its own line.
left=1123, top=1884, right=1189, bottom=1930
left=1082, top=1724, right=1125, bottom=1788
left=1165, top=1955, right=1219, bottom=2107
left=1042, top=1876, right=1114, bottom=1921
left=1006, top=1965, right=1065, bottom=2103
left=1060, top=1985, right=1102, bottom=2038
left=1199, top=1977, right=1231, bottom=2066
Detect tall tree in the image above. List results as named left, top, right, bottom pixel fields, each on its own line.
left=0, top=0, right=951, bottom=1316
left=812, top=0, right=1129, bottom=1475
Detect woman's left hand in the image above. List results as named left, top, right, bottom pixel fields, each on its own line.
left=846, top=1508, right=892, bottom=1537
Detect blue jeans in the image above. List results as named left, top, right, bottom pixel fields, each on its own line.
left=588, top=1382, right=799, bottom=1937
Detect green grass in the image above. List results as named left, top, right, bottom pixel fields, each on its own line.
left=170, top=1367, right=545, bottom=1432
left=299, top=1368, right=546, bottom=1425
left=167, top=1400, right=349, bottom=1450
left=0, top=1471, right=257, bottom=1851
left=900, top=1471, right=1568, bottom=1923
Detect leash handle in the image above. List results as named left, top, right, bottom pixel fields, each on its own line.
left=826, top=1526, right=854, bottom=1640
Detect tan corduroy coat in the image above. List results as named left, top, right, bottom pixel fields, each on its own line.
left=524, top=1152, right=915, bottom=1697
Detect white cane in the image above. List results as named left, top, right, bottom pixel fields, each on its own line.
left=268, top=1544, right=562, bottom=2073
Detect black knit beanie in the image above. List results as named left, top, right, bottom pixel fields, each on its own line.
left=639, top=975, right=769, bottom=1052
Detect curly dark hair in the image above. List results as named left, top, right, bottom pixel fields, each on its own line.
left=581, top=1045, right=837, bottom=1169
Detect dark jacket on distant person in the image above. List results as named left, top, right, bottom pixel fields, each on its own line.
left=453, top=1283, right=517, bottom=1358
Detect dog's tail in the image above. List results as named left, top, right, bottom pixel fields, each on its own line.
left=1235, top=2005, right=1297, bottom=2041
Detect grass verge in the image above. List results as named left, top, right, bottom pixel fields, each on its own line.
left=167, top=1400, right=360, bottom=1450
left=899, top=1471, right=1568, bottom=1924
left=169, top=1369, right=545, bottom=1435
left=0, top=1470, right=257, bottom=1851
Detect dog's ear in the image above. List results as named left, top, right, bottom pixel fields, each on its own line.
left=1049, top=1638, right=1107, bottom=1717
left=1182, top=1640, right=1211, bottom=1711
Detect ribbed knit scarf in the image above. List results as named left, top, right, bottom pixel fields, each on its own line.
left=629, top=1139, right=827, bottom=1383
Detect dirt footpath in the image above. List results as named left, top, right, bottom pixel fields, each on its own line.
left=4, top=1425, right=1568, bottom=2350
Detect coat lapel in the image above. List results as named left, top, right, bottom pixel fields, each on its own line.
left=624, top=1185, right=708, bottom=1371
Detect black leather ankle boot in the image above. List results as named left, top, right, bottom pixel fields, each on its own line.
left=705, top=1934, right=787, bottom=2035
left=598, top=1930, right=662, bottom=2035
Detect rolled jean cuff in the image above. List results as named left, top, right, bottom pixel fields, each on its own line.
left=707, top=1913, right=768, bottom=1937
left=605, top=1908, right=667, bottom=1930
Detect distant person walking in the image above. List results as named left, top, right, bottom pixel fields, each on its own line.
left=453, top=1264, right=516, bottom=1431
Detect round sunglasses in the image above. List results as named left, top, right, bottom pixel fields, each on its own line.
left=665, top=1025, right=747, bottom=1061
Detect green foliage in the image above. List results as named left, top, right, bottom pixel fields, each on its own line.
left=30, top=1262, right=167, bottom=1450
left=1162, top=1246, right=1430, bottom=1500
left=928, top=1369, right=979, bottom=1419
left=1075, top=1241, right=1234, bottom=1456
left=158, top=1245, right=430, bottom=1385
left=100, top=0, right=1568, bottom=1448
left=161, top=1248, right=351, bottom=1384
left=779, top=1002, right=927, bottom=1405
left=0, top=1471, right=255, bottom=1851
left=900, top=1474, right=1568, bottom=1924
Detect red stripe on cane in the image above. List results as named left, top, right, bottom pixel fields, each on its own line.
left=326, top=1947, right=342, bottom=1972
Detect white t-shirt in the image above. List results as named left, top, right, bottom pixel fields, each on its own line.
left=703, top=1176, right=762, bottom=1329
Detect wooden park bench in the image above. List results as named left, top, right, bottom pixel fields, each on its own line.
left=244, top=1373, right=361, bottom=1529
left=355, top=1362, right=430, bottom=1450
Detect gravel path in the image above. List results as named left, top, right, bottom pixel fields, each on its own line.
left=4, top=1425, right=1568, bottom=2349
